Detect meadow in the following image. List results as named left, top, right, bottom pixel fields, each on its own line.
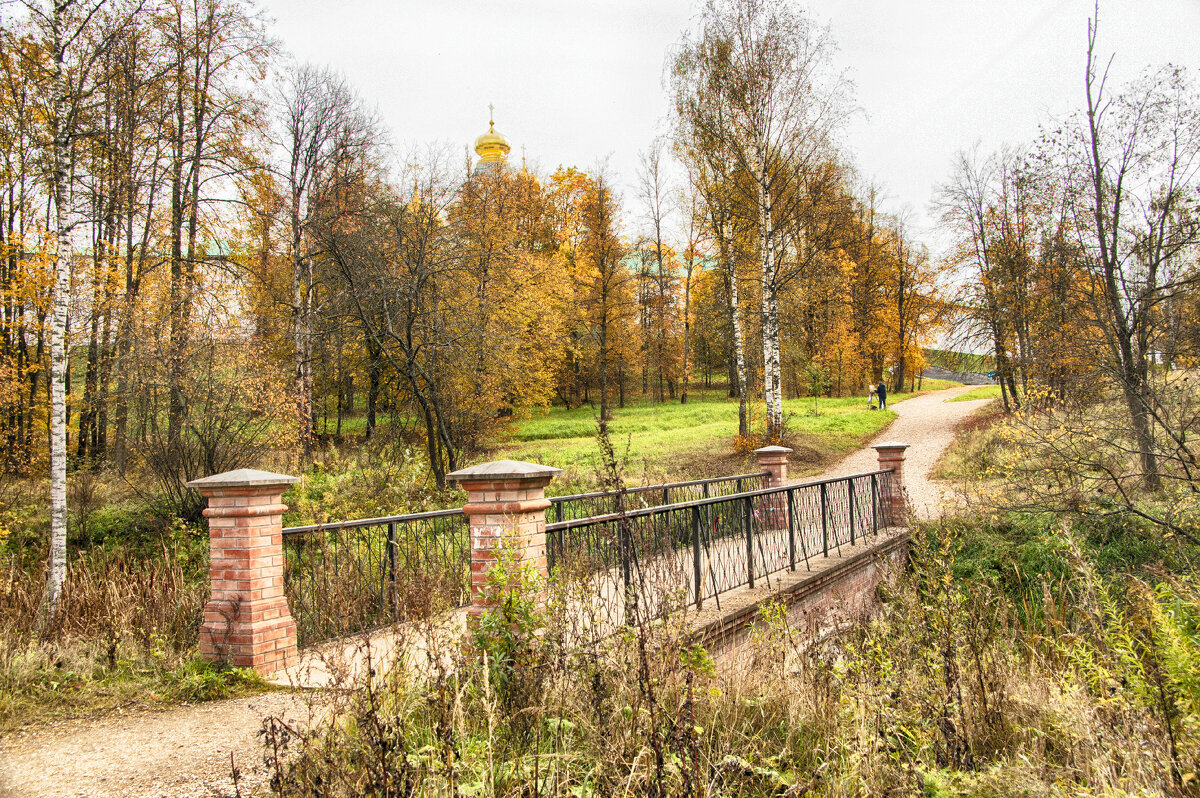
left=489, top=380, right=960, bottom=487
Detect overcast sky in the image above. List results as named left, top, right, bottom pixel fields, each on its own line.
left=259, top=0, right=1200, bottom=251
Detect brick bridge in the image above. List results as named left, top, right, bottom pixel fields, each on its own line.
left=186, top=443, right=912, bottom=678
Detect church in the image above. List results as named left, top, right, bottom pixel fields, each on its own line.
left=472, top=107, right=511, bottom=176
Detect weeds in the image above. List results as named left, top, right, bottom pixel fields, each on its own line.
left=255, top=513, right=1200, bottom=796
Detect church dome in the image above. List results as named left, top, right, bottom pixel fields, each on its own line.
left=474, top=111, right=511, bottom=164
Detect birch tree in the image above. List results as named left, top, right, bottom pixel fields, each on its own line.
left=276, top=63, right=378, bottom=457
left=24, top=0, right=131, bottom=626
left=671, top=0, right=850, bottom=435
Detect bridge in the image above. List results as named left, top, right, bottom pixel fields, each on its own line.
left=185, top=443, right=912, bottom=682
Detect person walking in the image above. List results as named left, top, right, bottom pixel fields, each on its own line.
left=866, top=383, right=876, bottom=409
left=876, top=379, right=887, bottom=410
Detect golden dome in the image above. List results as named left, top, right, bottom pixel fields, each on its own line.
left=474, top=108, right=510, bottom=164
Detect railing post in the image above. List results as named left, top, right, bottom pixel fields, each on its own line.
left=448, top=459, right=562, bottom=628
left=692, top=505, right=702, bottom=607
left=620, top=518, right=634, bottom=622
left=871, top=473, right=879, bottom=533
left=386, top=522, right=397, bottom=600
left=786, top=488, right=796, bottom=571
left=871, top=442, right=911, bottom=524
left=744, top=496, right=754, bottom=589
left=820, top=482, right=829, bottom=557
left=187, top=469, right=299, bottom=676
left=848, top=479, right=856, bottom=546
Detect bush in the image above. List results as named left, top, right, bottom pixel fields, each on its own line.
left=283, top=445, right=456, bottom=526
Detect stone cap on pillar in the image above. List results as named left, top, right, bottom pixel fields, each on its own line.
left=448, top=459, right=562, bottom=487
left=871, top=441, right=910, bottom=452
left=185, top=468, right=299, bottom=494
left=754, top=445, right=793, bottom=455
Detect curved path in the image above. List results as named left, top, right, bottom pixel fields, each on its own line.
left=815, top=384, right=993, bottom=520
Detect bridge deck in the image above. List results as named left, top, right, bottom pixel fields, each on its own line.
left=271, top=526, right=907, bottom=689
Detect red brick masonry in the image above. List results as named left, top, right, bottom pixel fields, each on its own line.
left=448, top=460, right=562, bottom=624
left=187, top=469, right=300, bottom=675
left=872, top=442, right=910, bottom=521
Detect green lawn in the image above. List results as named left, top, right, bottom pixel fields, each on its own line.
left=950, top=384, right=1003, bottom=402
left=489, top=380, right=960, bottom=487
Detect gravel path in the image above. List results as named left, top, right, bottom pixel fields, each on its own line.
left=814, top=384, right=993, bottom=520
left=0, top=692, right=314, bottom=798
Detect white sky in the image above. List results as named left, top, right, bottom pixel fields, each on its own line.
left=259, top=0, right=1200, bottom=250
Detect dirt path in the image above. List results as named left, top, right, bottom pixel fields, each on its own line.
left=813, top=384, right=993, bottom=520
left=0, top=691, right=314, bottom=798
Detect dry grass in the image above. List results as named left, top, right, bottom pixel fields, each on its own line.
left=0, top=538, right=273, bottom=732
left=257, top=524, right=1197, bottom=797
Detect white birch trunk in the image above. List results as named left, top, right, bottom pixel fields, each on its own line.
left=730, top=263, right=749, bottom=436
left=755, top=144, right=783, bottom=435
left=40, top=5, right=71, bottom=627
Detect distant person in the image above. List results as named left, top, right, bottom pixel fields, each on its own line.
left=877, top=380, right=887, bottom=410
left=866, top=383, right=877, bottom=410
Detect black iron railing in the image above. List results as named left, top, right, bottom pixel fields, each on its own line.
left=545, top=470, right=895, bottom=630
left=547, top=472, right=768, bottom=523
left=281, top=509, right=470, bottom=646
left=279, top=472, right=767, bottom=645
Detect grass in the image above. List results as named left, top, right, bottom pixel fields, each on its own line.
left=262, top=516, right=1200, bottom=797
left=950, top=384, right=1003, bottom=401
left=0, top=648, right=277, bottom=734
left=924, top=347, right=995, bottom=373
left=488, top=380, right=961, bottom=484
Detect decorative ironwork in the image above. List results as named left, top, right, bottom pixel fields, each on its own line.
left=279, top=472, right=768, bottom=645
left=545, top=470, right=895, bottom=632
left=546, top=472, right=768, bottom=523
left=281, top=509, right=470, bottom=646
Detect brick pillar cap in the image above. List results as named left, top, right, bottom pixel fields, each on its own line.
left=754, top=445, right=793, bottom=455
left=871, top=441, right=910, bottom=451
left=448, top=459, right=562, bottom=484
left=185, top=468, right=299, bottom=491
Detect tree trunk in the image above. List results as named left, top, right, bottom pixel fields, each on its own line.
left=755, top=147, right=782, bottom=435
left=681, top=259, right=692, bottom=404
left=39, top=6, right=71, bottom=629
left=730, top=263, right=748, bottom=437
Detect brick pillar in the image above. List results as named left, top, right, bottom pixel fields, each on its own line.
left=755, top=445, right=791, bottom=487
left=447, top=460, right=561, bottom=624
left=872, top=442, right=910, bottom=523
left=187, top=469, right=299, bottom=675
left=755, top=445, right=792, bottom=530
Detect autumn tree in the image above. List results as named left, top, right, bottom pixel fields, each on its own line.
left=576, top=170, right=632, bottom=422
left=1067, top=14, right=1200, bottom=490
left=671, top=0, right=851, bottom=435
left=276, top=63, right=378, bottom=457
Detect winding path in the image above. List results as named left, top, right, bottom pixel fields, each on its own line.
left=0, top=385, right=991, bottom=798
left=816, top=384, right=993, bottom=520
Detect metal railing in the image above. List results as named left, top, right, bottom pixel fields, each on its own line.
left=278, top=472, right=766, bottom=646
left=281, top=509, right=470, bottom=646
left=545, top=470, right=894, bottom=631
left=547, top=472, right=768, bottom=523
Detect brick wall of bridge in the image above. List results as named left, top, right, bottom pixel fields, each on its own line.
left=691, top=531, right=909, bottom=667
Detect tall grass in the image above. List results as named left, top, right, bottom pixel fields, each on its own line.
left=258, top=518, right=1198, bottom=796
left=0, top=532, right=234, bottom=730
